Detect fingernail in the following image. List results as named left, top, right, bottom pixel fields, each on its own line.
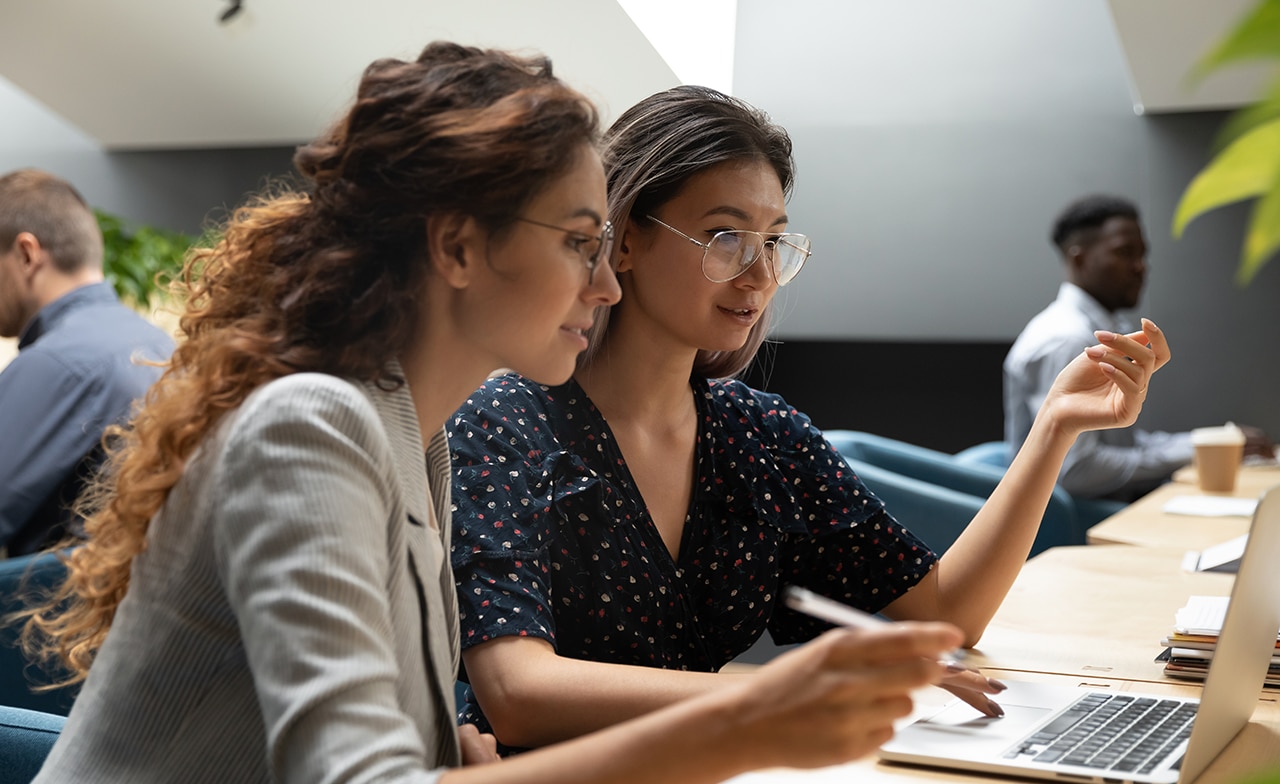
left=1095, top=330, right=1116, bottom=341
left=945, top=661, right=969, bottom=674
left=988, top=698, right=1005, bottom=717
left=1141, top=318, right=1159, bottom=330
left=1085, top=345, right=1105, bottom=359
left=988, top=678, right=1008, bottom=692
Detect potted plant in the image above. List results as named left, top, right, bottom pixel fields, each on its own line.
left=1173, top=0, right=1280, bottom=285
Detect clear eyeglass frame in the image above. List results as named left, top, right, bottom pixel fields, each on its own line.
left=646, top=215, right=811, bottom=286
left=515, top=217, right=616, bottom=283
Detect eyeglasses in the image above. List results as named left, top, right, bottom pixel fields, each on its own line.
left=515, top=217, right=615, bottom=284
left=646, top=215, right=811, bottom=286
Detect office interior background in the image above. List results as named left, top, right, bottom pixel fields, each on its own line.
left=2, top=0, right=1278, bottom=453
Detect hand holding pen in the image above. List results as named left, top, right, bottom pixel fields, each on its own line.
left=784, top=586, right=1007, bottom=717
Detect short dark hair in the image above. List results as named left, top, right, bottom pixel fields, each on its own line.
left=0, top=169, right=103, bottom=273
left=1050, top=195, right=1139, bottom=253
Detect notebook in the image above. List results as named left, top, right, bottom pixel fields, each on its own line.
left=878, top=485, right=1280, bottom=784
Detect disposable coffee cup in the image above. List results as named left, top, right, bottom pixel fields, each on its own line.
left=1191, top=423, right=1246, bottom=493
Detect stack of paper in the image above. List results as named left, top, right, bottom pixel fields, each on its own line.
left=1159, top=596, right=1280, bottom=685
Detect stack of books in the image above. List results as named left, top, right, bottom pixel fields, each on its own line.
left=1160, top=596, right=1280, bottom=685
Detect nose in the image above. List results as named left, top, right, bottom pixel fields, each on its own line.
left=587, top=258, right=622, bottom=306
left=735, top=244, right=777, bottom=290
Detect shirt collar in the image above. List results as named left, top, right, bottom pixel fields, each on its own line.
left=18, top=281, right=119, bottom=350
left=1057, top=282, right=1137, bottom=333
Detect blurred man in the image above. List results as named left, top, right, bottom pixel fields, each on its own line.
left=1004, top=194, right=1270, bottom=502
left=0, top=169, right=173, bottom=555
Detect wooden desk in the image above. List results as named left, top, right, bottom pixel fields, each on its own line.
left=723, top=673, right=1280, bottom=784
left=968, top=545, right=1233, bottom=684
left=1087, top=465, right=1280, bottom=550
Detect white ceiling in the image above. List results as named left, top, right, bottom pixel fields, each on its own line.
left=1106, top=0, right=1274, bottom=113
left=0, top=0, right=681, bottom=150
left=0, top=1, right=1273, bottom=151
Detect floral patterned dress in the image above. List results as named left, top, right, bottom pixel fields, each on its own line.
left=448, top=373, right=938, bottom=736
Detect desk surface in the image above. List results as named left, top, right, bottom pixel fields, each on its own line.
left=1087, top=465, right=1280, bottom=550
left=723, top=672, right=1280, bottom=783
left=969, top=544, right=1233, bottom=684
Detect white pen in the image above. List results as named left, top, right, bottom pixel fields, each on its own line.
left=783, top=585, right=971, bottom=670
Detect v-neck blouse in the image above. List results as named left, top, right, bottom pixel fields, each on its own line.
left=448, top=374, right=937, bottom=729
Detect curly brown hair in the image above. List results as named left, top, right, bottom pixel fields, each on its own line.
left=19, top=40, right=599, bottom=683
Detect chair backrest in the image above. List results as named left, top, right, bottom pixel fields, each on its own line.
left=841, top=456, right=986, bottom=554
left=954, top=440, right=1126, bottom=529
left=952, top=440, right=1011, bottom=469
left=0, top=704, right=64, bottom=783
left=825, top=431, right=1086, bottom=554
left=0, top=553, right=78, bottom=715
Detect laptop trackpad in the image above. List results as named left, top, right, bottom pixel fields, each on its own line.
left=888, top=701, right=1054, bottom=756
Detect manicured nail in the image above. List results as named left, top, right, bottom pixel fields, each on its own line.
left=988, top=698, right=1005, bottom=717
left=1094, top=330, right=1116, bottom=341
left=987, top=678, right=1008, bottom=692
left=1085, top=345, right=1105, bottom=359
left=1141, top=317, right=1159, bottom=331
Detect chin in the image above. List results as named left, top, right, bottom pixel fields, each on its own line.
left=511, top=358, right=578, bottom=387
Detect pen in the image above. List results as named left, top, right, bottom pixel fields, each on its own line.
left=782, top=585, right=971, bottom=670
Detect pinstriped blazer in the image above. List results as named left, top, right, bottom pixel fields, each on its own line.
left=36, top=367, right=461, bottom=783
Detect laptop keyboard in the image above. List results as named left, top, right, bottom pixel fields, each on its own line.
left=1003, top=693, right=1197, bottom=773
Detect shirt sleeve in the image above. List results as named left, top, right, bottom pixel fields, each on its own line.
left=448, top=385, right=560, bottom=651
left=0, top=351, right=111, bottom=547
left=727, top=392, right=938, bottom=645
left=212, top=380, right=443, bottom=784
left=1059, top=428, right=1194, bottom=499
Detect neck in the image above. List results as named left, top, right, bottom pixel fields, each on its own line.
left=399, top=323, right=495, bottom=447
left=35, top=270, right=103, bottom=312
left=576, top=321, right=699, bottom=426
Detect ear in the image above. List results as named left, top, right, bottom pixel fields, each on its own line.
left=425, top=213, right=483, bottom=289
left=11, top=233, right=47, bottom=281
left=614, top=216, right=644, bottom=274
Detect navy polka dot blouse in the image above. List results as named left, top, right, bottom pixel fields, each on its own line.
left=448, top=373, right=937, bottom=734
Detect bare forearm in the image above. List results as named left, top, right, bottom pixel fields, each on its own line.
left=468, top=642, right=751, bottom=748
left=443, top=686, right=755, bottom=784
left=887, top=412, right=1077, bottom=644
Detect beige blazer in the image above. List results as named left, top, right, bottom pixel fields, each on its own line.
left=36, top=366, right=461, bottom=783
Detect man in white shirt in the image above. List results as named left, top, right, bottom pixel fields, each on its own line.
left=1004, top=195, right=1270, bottom=502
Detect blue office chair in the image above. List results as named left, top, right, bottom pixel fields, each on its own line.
left=0, top=553, right=78, bottom=716
left=826, top=431, right=1086, bottom=554
left=0, top=704, right=64, bottom=783
left=953, top=440, right=1010, bottom=468
left=841, top=456, right=986, bottom=554
left=953, top=439, right=1126, bottom=529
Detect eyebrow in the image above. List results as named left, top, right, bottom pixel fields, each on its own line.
left=700, top=205, right=789, bottom=228
left=565, top=207, right=604, bottom=227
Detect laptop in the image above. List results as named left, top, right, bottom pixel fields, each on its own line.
left=878, top=485, right=1280, bottom=784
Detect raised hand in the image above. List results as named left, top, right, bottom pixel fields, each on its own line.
left=1041, top=318, right=1170, bottom=436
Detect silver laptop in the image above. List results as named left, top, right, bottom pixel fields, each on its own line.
left=879, top=485, right=1280, bottom=784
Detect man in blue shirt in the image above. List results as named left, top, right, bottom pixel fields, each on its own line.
left=1004, top=194, right=1271, bottom=502
left=0, top=169, right=174, bottom=555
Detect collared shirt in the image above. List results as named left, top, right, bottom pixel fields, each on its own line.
left=0, top=282, right=173, bottom=554
left=449, top=373, right=936, bottom=740
left=1003, top=282, right=1192, bottom=501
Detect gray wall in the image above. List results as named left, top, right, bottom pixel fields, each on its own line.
left=0, top=78, right=295, bottom=236
left=4, top=1, right=1278, bottom=439
left=736, top=0, right=1280, bottom=438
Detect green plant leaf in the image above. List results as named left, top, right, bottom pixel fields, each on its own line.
left=1212, top=74, right=1280, bottom=153
left=1239, top=175, right=1280, bottom=283
left=1173, top=116, right=1280, bottom=238
left=1191, top=0, right=1280, bottom=82
left=93, top=208, right=192, bottom=308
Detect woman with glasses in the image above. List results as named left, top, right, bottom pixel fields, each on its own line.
left=448, top=85, right=1169, bottom=751
left=21, top=48, right=964, bottom=784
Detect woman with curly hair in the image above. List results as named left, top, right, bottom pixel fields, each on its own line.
left=20, top=42, right=963, bottom=783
